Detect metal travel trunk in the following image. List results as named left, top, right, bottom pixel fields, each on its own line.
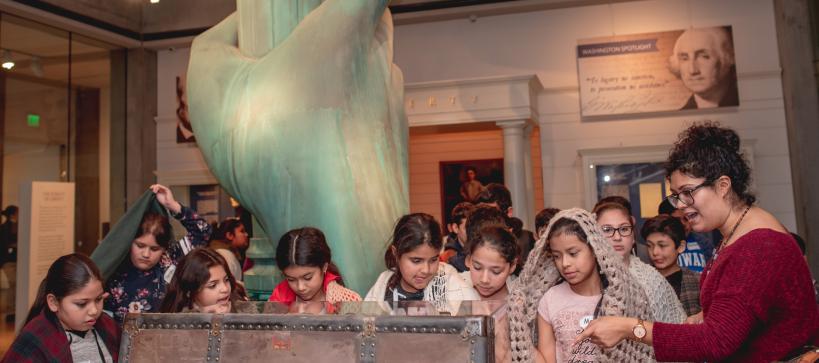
left=118, top=300, right=506, bottom=363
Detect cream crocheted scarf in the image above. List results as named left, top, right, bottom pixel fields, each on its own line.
left=506, top=208, right=656, bottom=362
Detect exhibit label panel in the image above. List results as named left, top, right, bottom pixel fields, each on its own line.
left=577, top=26, right=738, bottom=117
left=15, top=181, right=75, bottom=330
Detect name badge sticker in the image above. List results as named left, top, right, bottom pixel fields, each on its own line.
left=579, top=315, right=594, bottom=329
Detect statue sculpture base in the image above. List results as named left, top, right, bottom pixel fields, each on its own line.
left=242, top=218, right=281, bottom=301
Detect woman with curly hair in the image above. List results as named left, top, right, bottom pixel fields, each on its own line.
left=576, top=122, right=818, bottom=362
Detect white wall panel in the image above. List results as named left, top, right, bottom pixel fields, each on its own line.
left=155, top=0, right=794, bottom=229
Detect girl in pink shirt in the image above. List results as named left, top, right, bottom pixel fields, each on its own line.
left=507, top=208, right=654, bottom=362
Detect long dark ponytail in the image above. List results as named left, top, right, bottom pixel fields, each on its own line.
left=276, top=227, right=343, bottom=285
left=384, top=213, right=443, bottom=291
left=213, top=218, right=244, bottom=242
left=25, top=253, right=102, bottom=324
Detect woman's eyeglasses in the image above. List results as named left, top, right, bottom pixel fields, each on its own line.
left=600, top=225, right=634, bottom=237
left=666, top=182, right=710, bottom=208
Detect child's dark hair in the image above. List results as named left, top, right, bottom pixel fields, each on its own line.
left=466, top=204, right=509, bottom=250
left=1, top=205, right=17, bottom=218
left=160, top=248, right=246, bottom=313
left=385, top=213, right=442, bottom=290
left=545, top=217, right=589, bottom=246
left=468, top=226, right=520, bottom=265
left=475, top=183, right=513, bottom=214
left=640, top=215, right=686, bottom=247
left=657, top=199, right=676, bottom=215
left=212, top=218, right=244, bottom=241
left=508, top=217, right=524, bottom=236
left=450, top=202, right=475, bottom=225
left=665, top=122, right=755, bottom=206
left=276, top=227, right=343, bottom=284
left=535, top=208, right=560, bottom=236
left=596, top=196, right=632, bottom=213
left=136, top=212, right=173, bottom=249
left=26, top=253, right=103, bottom=324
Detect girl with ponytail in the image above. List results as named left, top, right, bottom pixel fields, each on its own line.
left=2, top=254, right=120, bottom=362
left=365, top=213, right=478, bottom=313
left=269, top=227, right=361, bottom=307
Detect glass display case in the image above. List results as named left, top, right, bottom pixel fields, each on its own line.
left=119, top=300, right=507, bottom=363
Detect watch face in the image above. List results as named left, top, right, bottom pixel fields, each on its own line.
left=633, top=325, right=647, bottom=339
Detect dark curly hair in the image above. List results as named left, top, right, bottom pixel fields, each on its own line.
left=665, top=122, right=755, bottom=206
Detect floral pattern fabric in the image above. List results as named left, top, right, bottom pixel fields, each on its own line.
left=104, top=205, right=211, bottom=323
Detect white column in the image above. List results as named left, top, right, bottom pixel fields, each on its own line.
left=497, top=120, right=533, bottom=230
left=538, top=119, right=555, bottom=212
left=523, top=123, right=536, bottom=230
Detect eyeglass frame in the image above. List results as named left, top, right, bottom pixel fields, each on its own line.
left=599, top=225, right=634, bottom=238
left=666, top=181, right=712, bottom=208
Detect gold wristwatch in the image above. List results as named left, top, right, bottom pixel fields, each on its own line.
left=632, top=318, right=647, bottom=342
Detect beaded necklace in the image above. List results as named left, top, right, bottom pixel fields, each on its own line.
left=706, top=205, right=751, bottom=275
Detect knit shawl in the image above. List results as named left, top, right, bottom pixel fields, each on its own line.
left=506, top=208, right=656, bottom=362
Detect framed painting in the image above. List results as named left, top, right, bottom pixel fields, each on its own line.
left=439, top=159, right=504, bottom=226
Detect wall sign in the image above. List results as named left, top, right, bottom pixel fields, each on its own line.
left=577, top=26, right=738, bottom=117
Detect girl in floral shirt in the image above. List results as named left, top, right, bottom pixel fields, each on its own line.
left=103, top=184, right=212, bottom=323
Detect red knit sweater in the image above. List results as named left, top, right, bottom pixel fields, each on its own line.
left=653, top=229, right=818, bottom=362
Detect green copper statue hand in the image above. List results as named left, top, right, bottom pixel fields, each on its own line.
left=187, top=0, right=408, bottom=293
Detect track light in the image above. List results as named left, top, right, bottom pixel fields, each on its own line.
left=1, top=50, right=13, bottom=70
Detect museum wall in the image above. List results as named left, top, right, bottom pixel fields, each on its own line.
left=3, top=79, right=67, bottom=207
left=155, top=0, right=796, bottom=231
left=155, top=47, right=213, bottom=187
left=394, top=0, right=796, bottom=230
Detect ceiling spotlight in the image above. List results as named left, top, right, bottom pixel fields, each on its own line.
left=30, top=56, right=44, bottom=77
left=150, top=0, right=159, bottom=3
left=1, top=50, right=14, bottom=70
